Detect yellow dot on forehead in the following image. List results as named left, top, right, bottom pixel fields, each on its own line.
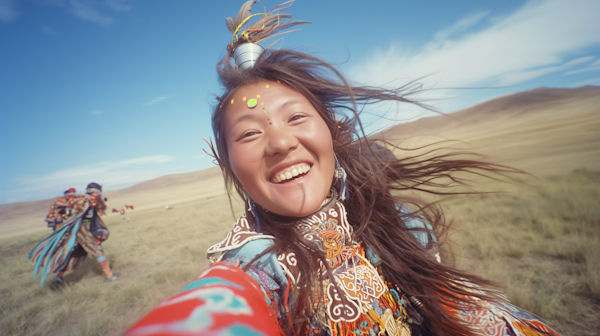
left=277, top=80, right=281, bottom=83
left=243, top=97, right=246, bottom=101
left=266, top=84, right=269, bottom=88
left=230, top=99, right=234, bottom=104
left=247, top=98, right=258, bottom=108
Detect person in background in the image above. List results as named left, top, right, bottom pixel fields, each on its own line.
left=30, top=182, right=118, bottom=286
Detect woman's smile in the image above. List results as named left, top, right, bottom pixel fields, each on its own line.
left=224, top=80, right=335, bottom=217
left=270, top=163, right=311, bottom=184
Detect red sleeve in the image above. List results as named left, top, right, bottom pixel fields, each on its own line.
left=124, top=262, right=282, bottom=336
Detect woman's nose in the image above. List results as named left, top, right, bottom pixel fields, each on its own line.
left=265, top=127, right=299, bottom=156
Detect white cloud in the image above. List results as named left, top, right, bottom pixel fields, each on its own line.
left=143, top=96, right=171, bottom=106
left=434, top=11, right=489, bottom=42
left=353, top=0, right=600, bottom=91
left=42, top=25, right=57, bottom=35
left=496, top=56, right=596, bottom=86
left=104, top=0, right=130, bottom=13
left=67, top=0, right=114, bottom=26
left=571, top=77, right=600, bottom=87
left=41, top=0, right=131, bottom=27
left=0, top=0, right=18, bottom=23
left=9, top=155, right=175, bottom=202
left=89, top=109, right=103, bottom=115
left=564, top=58, right=600, bottom=75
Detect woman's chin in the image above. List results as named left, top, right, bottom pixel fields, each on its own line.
left=266, top=200, right=325, bottom=219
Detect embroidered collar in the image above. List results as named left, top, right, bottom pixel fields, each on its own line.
left=206, top=200, right=350, bottom=264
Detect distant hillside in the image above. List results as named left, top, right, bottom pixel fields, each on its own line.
left=0, top=166, right=225, bottom=239
left=382, top=86, right=600, bottom=139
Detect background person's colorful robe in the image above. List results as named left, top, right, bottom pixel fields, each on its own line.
left=30, top=192, right=110, bottom=286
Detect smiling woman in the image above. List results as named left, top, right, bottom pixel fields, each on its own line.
left=125, top=2, right=564, bottom=336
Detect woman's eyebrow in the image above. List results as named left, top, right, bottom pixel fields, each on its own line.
left=279, top=99, right=303, bottom=110
left=232, top=112, right=260, bottom=125
left=231, top=98, right=305, bottom=125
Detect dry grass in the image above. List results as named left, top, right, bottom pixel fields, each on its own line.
left=440, top=168, right=600, bottom=335
left=0, top=194, right=245, bottom=336
left=1, top=170, right=598, bottom=335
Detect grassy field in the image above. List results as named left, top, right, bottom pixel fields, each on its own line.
left=0, top=194, right=245, bottom=336
left=1, top=169, right=598, bottom=335
left=441, top=168, right=600, bottom=335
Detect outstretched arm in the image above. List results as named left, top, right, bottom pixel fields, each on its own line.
left=124, top=262, right=282, bottom=336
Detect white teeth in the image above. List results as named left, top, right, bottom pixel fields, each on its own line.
left=271, top=164, right=312, bottom=183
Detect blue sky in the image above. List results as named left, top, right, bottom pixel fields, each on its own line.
left=1, top=0, right=599, bottom=204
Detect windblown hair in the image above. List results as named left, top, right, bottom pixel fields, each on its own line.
left=211, top=49, right=517, bottom=336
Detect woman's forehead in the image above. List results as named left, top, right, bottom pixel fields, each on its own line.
left=229, top=81, right=301, bottom=105
left=224, top=81, right=311, bottom=121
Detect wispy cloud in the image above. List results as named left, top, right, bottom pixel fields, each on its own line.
left=38, top=0, right=132, bottom=27
left=0, top=0, right=18, bottom=23
left=105, top=0, right=130, bottom=13
left=571, top=77, right=600, bottom=87
left=143, top=96, right=171, bottom=106
left=8, top=155, right=175, bottom=203
left=353, top=0, right=600, bottom=92
left=67, top=0, right=114, bottom=26
left=42, top=25, right=57, bottom=35
left=89, top=109, right=103, bottom=115
left=564, top=58, right=600, bottom=75
left=434, top=11, right=489, bottom=42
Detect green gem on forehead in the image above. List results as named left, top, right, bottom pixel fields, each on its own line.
left=247, top=98, right=258, bottom=108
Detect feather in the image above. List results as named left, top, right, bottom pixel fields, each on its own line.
left=32, top=224, right=69, bottom=280
left=39, top=218, right=82, bottom=285
left=220, top=0, right=311, bottom=67
left=29, top=203, right=89, bottom=286
left=225, top=0, right=256, bottom=33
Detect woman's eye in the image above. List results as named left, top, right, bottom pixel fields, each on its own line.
left=240, top=131, right=258, bottom=139
left=289, top=114, right=305, bottom=122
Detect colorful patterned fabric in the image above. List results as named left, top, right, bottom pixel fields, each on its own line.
left=45, top=196, right=76, bottom=229
left=211, top=202, right=416, bottom=335
left=124, top=262, right=282, bottom=336
left=206, top=201, right=563, bottom=336
left=30, top=192, right=110, bottom=287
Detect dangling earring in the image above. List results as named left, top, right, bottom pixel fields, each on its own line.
left=334, top=154, right=348, bottom=201
left=246, top=195, right=261, bottom=232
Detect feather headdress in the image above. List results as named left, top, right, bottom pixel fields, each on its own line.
left=221, top=0, right=310, bottom=70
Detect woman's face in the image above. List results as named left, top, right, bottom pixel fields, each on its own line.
left=224, top=80, right=335, bottom=217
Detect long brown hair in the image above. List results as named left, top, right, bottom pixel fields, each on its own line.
left=211, top=49, right=516, bottom=335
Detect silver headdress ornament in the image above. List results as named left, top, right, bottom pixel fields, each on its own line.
left=224, top=0, right=310, bottom=70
